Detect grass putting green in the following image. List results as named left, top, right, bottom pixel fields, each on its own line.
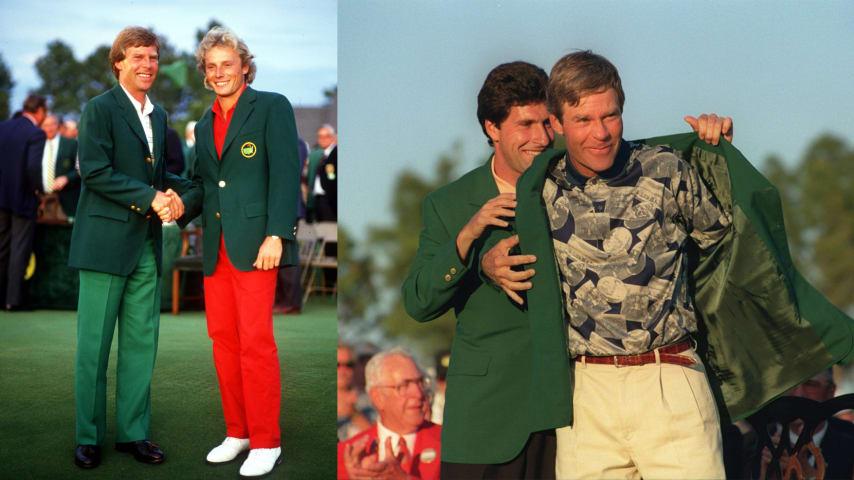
left=0, top=300, right=336, bottom=479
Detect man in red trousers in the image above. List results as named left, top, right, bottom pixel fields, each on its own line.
left=182, top=26, right=299, bottom=478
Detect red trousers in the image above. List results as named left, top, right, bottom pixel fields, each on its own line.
left=204, top=235, right=280, bottom=448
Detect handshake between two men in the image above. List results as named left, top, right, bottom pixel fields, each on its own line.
left=150, top=189, right=185, bottom=223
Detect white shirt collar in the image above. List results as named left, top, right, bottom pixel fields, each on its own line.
left=376, top=419, right=417, bottom=462
left=120, top=83, right=153, bottom=116
left=323, top=143, right=336, bottom=157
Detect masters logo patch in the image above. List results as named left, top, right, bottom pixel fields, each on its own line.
left=241, top=142, right=257, bottom=158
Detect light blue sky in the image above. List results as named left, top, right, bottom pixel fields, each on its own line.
left=0, top=0, right=337, bottom=110
left=340, top=0, right=854, bottom=239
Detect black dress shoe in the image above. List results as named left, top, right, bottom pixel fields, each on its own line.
left=115, top=440, right=165, bottom=464
left=75, top=444, right=101, bottom=469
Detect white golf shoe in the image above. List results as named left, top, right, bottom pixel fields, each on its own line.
left=206, top=437, right=250, bottom=464
left=239, top=447, right=282, bottom=477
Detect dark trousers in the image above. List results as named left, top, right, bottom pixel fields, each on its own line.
left=0, top=209, right=36, bottom=307
left=274, top=264, right=301, bottom=309
left=440, top=429, right=556, bottom=479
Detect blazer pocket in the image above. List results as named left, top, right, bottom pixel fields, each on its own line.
left=88, top=202, right=129, bottom=222
left=447, top=348, right=490, bottom=376
left=244, top=202, right=266, bottom=218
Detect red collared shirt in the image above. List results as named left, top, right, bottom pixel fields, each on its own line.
left=211, top=85, right=248, bottom=159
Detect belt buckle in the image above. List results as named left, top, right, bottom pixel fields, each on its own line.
left=613, top=355, right=620, bottom=367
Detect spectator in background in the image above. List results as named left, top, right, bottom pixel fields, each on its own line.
left=181, top=120, right=197, bottom=179
left=164, top=126, right=185, bottom=176
left=61, top=119, right=79, bottom=139
left=338, top=343, right=377, bottom=440
left=760, top=370, right=854, bottom=479
left=0, top=94, right=46, bottom=311
left=338, top=348, right=441, bottom=480
left=40, top=114, right=80, bottom=219
left=272, top=135, right=311, bottom=314
left=303, top=123, right=336, bottom=223
left=430, top=350, right=450, bottom=425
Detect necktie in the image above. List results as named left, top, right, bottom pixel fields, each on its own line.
left=397, top=437, right=411, bottom=471
left=45, top=139, right=55, bottom=193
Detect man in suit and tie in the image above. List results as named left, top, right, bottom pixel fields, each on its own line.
left=0, top=94, right=47, bottom=311
left=303, top=124, right=337, bottom=222
left=69, top=26, right=191, bottom=469
left=338, top=348, right=442, bottom=480
left=180, top=26, right=299, bottom=478
left=40, top=114, right=80, bottom=218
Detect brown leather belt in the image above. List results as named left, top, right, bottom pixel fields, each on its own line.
left=574, top=341, right=695, bottom=367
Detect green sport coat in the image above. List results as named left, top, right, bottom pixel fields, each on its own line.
left=181, top=87, right=299, bottom=276
left=514, top=133, right=854, bottom=424
left=55, top=135, right=80, bottom=216
left=402, top=158, right=573, bottom=465
left=69, top=85, right=191, bottom=275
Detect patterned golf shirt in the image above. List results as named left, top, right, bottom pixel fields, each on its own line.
left=543, top=140, right=732, bottom=357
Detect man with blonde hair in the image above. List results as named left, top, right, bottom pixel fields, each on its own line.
left=69, top=26, right=190, bottom=469
left=180, top=26, right=299, bottom=477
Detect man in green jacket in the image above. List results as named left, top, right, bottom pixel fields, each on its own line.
left=402, top=61, right=731, bottom=478
left=180, top=26, right=299, bottom=478
left=489, top=51, right=854, bottom=478
left=69, top=26, right=190, bottom=469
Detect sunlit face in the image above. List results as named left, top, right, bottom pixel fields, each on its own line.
left=337, top=346, right=355, bottom=388
left=204, top=45, right=248, bottom=103
left=115, top=45, right=159, bottom=96
left=317, top=127, right=336, bottom=149
left=486, top=103, right=553, bottom=184
left=41, top=116, right=59, bottom=140
left=370, top=355, right=426, bottom=434
left=551, top=88, right=623, bottom=178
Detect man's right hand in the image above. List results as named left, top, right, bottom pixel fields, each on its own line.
left=456, top=193, right=516, bottom=261
left=482, top=235, right=536, bottom=305
left=151, top=191, right=172, bottom=222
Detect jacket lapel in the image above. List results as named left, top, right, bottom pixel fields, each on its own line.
left=110, top=85, right=150, bottom=155
left=466, top=156, right=501, bottom=208
left=220, top=87, right=256, bottom=159
left=151, top=107, right=166, bottom=170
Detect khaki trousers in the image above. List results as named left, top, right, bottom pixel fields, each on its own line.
left=556, top=348, right=725, bottom=479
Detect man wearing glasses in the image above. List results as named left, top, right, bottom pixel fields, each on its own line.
left=338, top=348, right=441, bottom=480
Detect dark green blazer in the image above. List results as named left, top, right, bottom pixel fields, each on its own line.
left=514, top=133, right=854, bottom=423
left=402, top=159, right=573, bottom=464
left=181, top=87, right=300, bottom=276
left=54, top=135, right=80, bottom=216
left=69, top=85, right=191, bottom=275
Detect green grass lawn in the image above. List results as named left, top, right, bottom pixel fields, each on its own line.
left=0, top=300, right=337, bottom=479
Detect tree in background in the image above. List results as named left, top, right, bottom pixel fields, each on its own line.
left=0, top=53, right=16, bottom=120
left=765, top=133, right=854, bottom=314
left=339, top=143, right=470, bottom=353
left=338, top=226, right=378, bottom=322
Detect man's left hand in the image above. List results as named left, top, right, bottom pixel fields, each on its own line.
left=253, top=236, right=282, bottom=270
left=52, top=176, right=69, bottom=191
left=684, top=113, right=733, bottom=145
